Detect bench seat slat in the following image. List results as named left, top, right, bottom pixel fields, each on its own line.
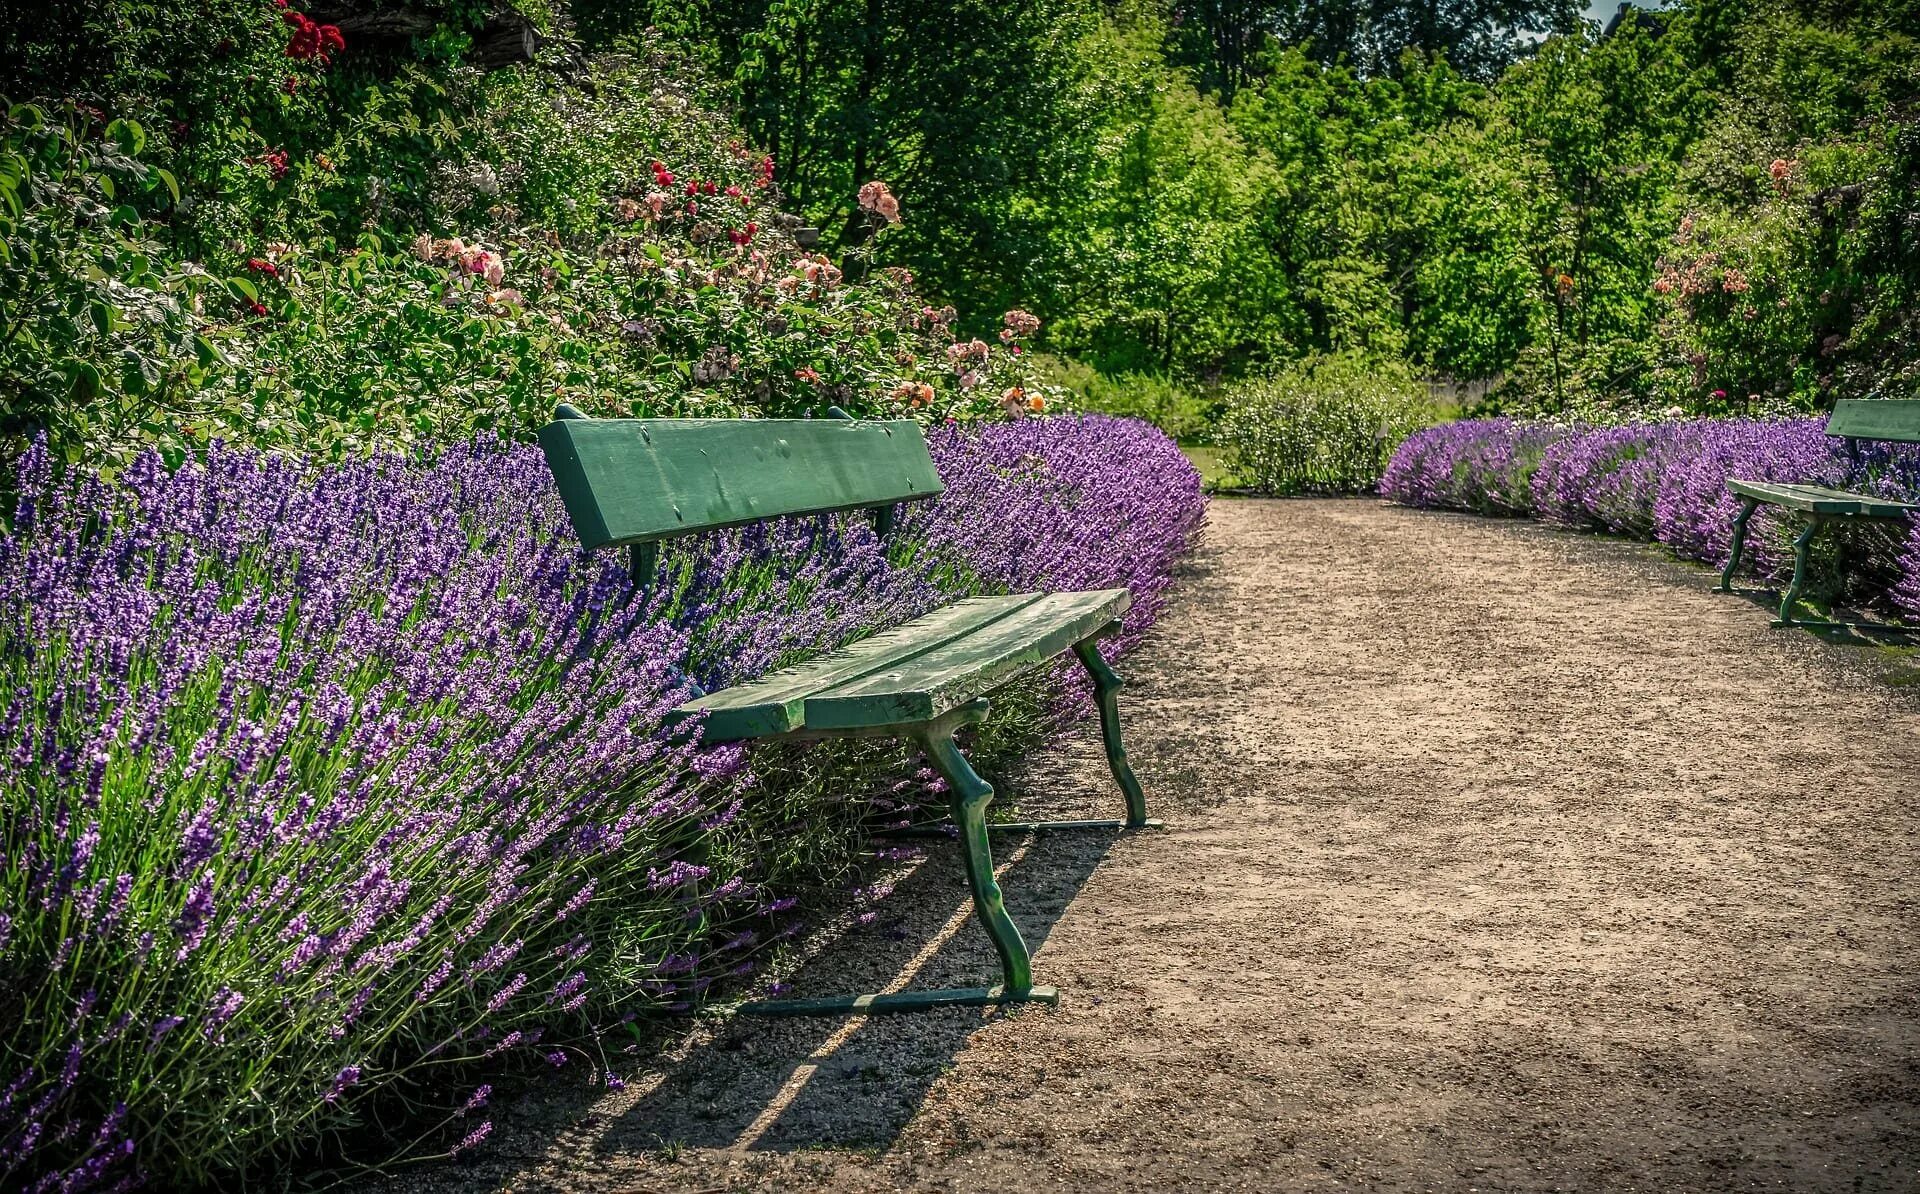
left=802, top=588, right=1132, bottom=731
left=670, top=595, right=1045, bottom=742
left=1728, top=479, right=1917, bottom=518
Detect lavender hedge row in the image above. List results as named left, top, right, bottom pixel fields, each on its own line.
left=1381, top=416, right=1920, bottom=613
left=0, top=414, right=1204, bottom=1191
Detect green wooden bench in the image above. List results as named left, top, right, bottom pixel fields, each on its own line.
left=536, top=407, right=1157, bottom=1016
left=1719, top=398, right=1920, bottom=629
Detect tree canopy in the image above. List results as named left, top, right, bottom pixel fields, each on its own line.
left=595, top=0, right=1913, bottom=413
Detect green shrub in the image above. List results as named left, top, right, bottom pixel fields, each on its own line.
left=0, top=43, right=1064, bottom=471
left=1214, top=355, right=1440, bottom=494
left=0, top=104, right=212, bottom=466
left=1037, top=354, right=1216, bottom=441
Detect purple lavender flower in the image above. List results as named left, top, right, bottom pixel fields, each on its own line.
left=1381, top=418, right=1571, bottom=515
left=324, top=1066, right=363, bottom=1103
left=0, top=416, right=1205, bottom=1189
left=450, top=1120, right=491, bottom=1158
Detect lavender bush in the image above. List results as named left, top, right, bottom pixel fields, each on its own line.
left=915, top=416, right=1204, bottom=651
left=1649, top=419, right=1848, bottom=568
left=0, top=415, right=1205, bottom=1190
left=1378, top=418, right=1571, bottom=515
left=1530, top=423, right=1706, bottom=539
left=1384, top=415, right=1920, bottom=615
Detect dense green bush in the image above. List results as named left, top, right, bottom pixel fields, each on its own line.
left=1213, top=355, right=1439, bottom=493
left=0, top=29, right=1061, bottom=471
left=0, top=106, right=210, bottom=465
left=13, top=1, right=1912, bottom=457
left=1036, top=354, right=1217, bottom=441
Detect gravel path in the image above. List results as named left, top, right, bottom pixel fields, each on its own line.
left=398, top=498, right=1920, bottom=1193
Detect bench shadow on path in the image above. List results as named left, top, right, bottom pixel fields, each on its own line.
left=589, top=787, right=1118, bottom=1160
left=1717, top=582, right=1920, bottom=646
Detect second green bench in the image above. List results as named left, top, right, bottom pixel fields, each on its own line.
left=1720, top=399, right=1920, bottom=629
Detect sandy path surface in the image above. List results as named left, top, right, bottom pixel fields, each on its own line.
left=393, top=498, right=1920, bottom=1193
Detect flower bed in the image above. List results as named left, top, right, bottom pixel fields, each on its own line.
left=1378, top=418, right=1567, bottom=516
left=1382, top=416, right=1920, bottom=616
left=0, top=414, right=1204, bottom=1190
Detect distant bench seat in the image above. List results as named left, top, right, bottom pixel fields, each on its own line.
left=1720, top=399, right=1920, bottom=629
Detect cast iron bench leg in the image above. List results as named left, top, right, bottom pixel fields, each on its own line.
left=880, top=630, right=1160, bottom=837
left=1775, top=516, right=1824, bottom=627
left=1721, top=496, right=1759, bottom=592
left=738, top=699, right=1059, bottom=1016
left=916, top=700, right=1054, bottom=1003
left=1071, top=634, right=1158, bottom=830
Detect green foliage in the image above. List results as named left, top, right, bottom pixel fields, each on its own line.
left=1229, top=46, right=1490, bottom=368
left=1216, top=0, right=1913, bottom=417
left=1047, top=16, right=1288, bottom=375
left=610, top=0, right=1096, bottom=330
left=1483, top=22, right=1699, bottom=397
left=1169, top=0, right=1584, bottom=91
left=6, top=0, right=1916, bottom=450
left=650, top=0, right=1916, bottom=425
left=1214, top=353, right=1440, bottom=493
left=1640, top=3, right=1920, bottom=410
left=0, top=105, right=211, bottom=464
left=1037, top=354, right=1217, bottom=440
left=0, top=30, right=1060, bottom=469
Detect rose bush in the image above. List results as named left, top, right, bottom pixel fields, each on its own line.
left=0, top=28, right=1066, bottom=472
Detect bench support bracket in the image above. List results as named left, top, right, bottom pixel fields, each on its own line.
left=1720, top=496, right=1920, bottom=634
left=1764, top=517, right=1920, bottom=632
left=1775, top=516, right=1825, bottom=626
left=872, top=627, right=1160, bottom=837
left=916, top=699, right=1041, bottom=998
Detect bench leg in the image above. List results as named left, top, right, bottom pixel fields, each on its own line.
left=738, top=700, right=1059, bottom=1016
left=1721, top=496, right=1759, bottom=592
left=1072, top=634, right=1155, bottom=830
left=1775, top=517, right=1823, bottom=626
left=915, top=700, right=1050, bottom=1001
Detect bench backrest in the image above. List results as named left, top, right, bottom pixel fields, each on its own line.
left=537, top=412, right=945, bottom=553
left=1826, top=399, right=1920, bottom=444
